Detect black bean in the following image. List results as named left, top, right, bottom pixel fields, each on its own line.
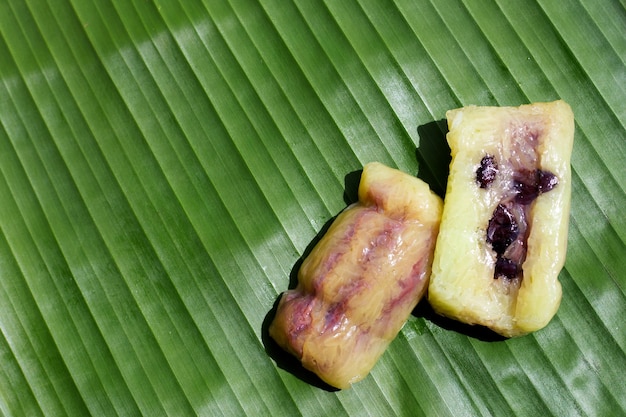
left=476, top=155, right=498, bottom=188
left=486, top=204, right=519, bottom=255
left=538, top=170, right=559, bottom=193
left=513, top=168, right=559, bottom=204
left=513, top=169, right=540, bottom=205
left=494, top=257, right=519, bottom=279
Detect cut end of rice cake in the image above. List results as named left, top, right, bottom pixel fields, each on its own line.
left=428, top=100, right=574, bottom=338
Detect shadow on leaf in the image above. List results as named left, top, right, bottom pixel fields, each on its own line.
left=416, top=119, right=451, bottom=198
left=412, top=299, right=507, bottom=342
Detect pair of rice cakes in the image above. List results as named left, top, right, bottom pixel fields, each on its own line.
left=270, top=100, right=574, bottom=389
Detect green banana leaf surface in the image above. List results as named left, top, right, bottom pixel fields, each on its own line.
left=1, top=0, right=625, bottom=416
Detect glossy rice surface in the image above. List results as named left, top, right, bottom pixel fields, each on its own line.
left=428, top=100, right=574, bottom=337
left=270, top=162, right=442, bottom=388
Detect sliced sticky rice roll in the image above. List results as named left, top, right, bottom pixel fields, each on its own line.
left=270, top=162, right=442, bottom=388
left=428, top=100, right=574, bottom=337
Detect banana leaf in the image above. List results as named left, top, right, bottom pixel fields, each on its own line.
left=1, top=0, right=624, bottom=415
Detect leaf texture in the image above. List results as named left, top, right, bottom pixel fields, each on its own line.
left=0, top=0, right=625, bottom=416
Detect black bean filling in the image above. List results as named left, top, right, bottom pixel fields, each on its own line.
left=538, top=170, right=559, bottom=193
left=477, top=155, right=559, bottom=279
left=476, top=155, right=498, bottom=188
left=486, top=204, right=518, bottom=255
left=495, top=257, right=519, bottom=279
left=512, top=169, right=558, bottom=205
